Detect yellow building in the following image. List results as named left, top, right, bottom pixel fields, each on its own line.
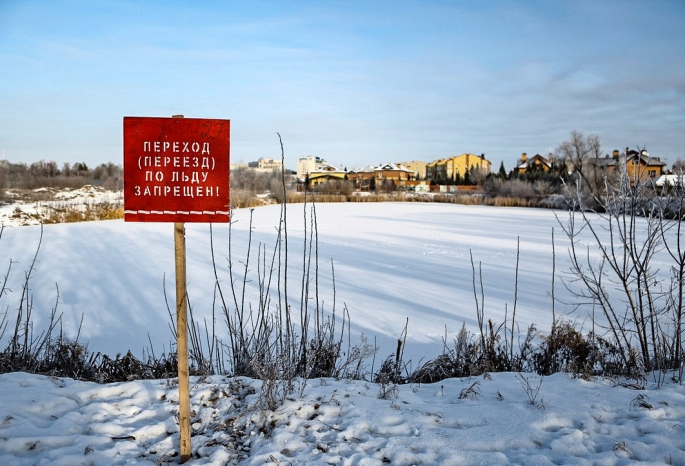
left=307, top=165, right=347, bottom=186
left=513, top=153, right=553, bottom=175
left=397, top=160, right=427, bottom=180
left=594, top=149, right=667, bottom=185
left=426, top=153, right=491, bottom=182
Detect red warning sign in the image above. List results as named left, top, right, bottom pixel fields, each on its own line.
left=123, top=117, right=230, bottom=223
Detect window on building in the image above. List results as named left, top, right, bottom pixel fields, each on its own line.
left=649, top=170, right=656, bottom=178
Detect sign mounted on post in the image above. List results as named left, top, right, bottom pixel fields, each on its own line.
left=123, top=116, right=230, bottom=223
left=123, top=115, right=230, bottom=463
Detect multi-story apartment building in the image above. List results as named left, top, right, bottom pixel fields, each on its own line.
left=426, top=153, right=491, bottom=183
left=297, top=156, right=329, bottom=181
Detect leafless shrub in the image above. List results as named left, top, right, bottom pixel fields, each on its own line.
left=230, top=189, right=267, bottom=209
left=485, top=178, right=537, bottom=199
left=269, top=178, right=287, bottom=203
left=516, top=372, right=544, bottom=407
left=533, top=321, right=592, bottom=376
left=336, top=333, right=376, bottom=380
left=613, top=441, right=632, bottom=458
left=458, top=381, right=482, bottom=400
left=559, top=161, right=685, bottom=384
left=630, top=393, right=653, bottom=410
left=250, top=353, right=294, bottom=411
left=374, top=322, right=409, bottom=397
left=230, top=167, right=283, bottom=193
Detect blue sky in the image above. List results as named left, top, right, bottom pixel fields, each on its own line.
left=1, top=0, right=684, bottom=171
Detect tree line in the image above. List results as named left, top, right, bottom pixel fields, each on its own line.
left=0, top=160, right=123, bottom=196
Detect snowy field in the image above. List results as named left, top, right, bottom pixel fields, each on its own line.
left=2, top=202, right=596, bottom=362
left=1, top=201, right=684, bottom=464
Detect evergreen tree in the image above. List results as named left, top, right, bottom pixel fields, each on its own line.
left=498, top=161, right=507, bottom=179
left=464, top=167, right=472, bottom=185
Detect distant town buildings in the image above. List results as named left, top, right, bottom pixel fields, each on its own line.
left=290, top=153, right=494, bottom=192
left=256, top=157, right=283, bottom=171
left=232, top=158, right=283, bottom=173
left=233, top=145, right=673, bottom=190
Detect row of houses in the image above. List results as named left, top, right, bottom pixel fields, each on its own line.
left=301, top=162, right=419, bottom=191
left=243, top=148, right=671, bottom=190
left=296, top=153, right=495, bottom=189
left=512, top=149, right=669, bottom=185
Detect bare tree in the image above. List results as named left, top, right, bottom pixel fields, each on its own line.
left=673, top=159, right=685, bottom=173
left=555, top=131, right=606, bottom=203
left=470, top=167, right=489, bottom=186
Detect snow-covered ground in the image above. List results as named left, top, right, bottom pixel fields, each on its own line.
left=0, top=186, right=122, bottom=226
left=1, top=200, right=684, bottom=464
left=0, top=371, right=683, bottom=465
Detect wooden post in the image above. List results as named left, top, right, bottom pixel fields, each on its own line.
left=172, top=113, right=191, bottom=463
left=175, top=221, right=191, bottom=463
